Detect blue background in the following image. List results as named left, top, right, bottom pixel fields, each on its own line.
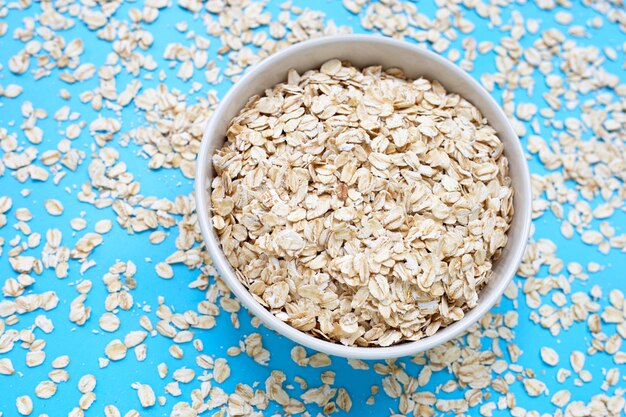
left=0, top=0, right=625, bottom=416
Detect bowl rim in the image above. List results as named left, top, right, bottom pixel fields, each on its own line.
left=195, top=34, right=532, bottom=359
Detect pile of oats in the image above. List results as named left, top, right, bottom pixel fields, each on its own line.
left=211, top=60, right=514, bottom=346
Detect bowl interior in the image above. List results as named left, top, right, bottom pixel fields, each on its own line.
left=196, top=35, right=531, bottom=359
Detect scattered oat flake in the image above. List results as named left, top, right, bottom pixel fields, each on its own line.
left=571, top=351, right=585, bottom=373
left=540, top=347, right=559, bottom=366
left=523, top=378, right=546, bottom=397
left=35, top=381, right=57, bottom=399
left=44, top=199, right=64, bottom=216
left=99, top=313, right=120, bottom=332
left=51, top=356, right=70, bottom=369
left=104, top=339, right=127, bottom=361
left=16, top=395, right=33, bottom=415
left=137, top=384, right=156, bottom=408
left=26, top=351, right=45, bottom=367
left=0, top=358, right=15, bottom=375
left=155, top=262, right=174, bottom=279
left=78, top=374, right=96, bottom=393
left=213, top=358, right=230, bottom=383
left=95, top=219, right=113, bottom=234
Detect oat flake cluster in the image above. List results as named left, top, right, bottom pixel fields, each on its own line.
left=211, top=60, right=514, bottom=346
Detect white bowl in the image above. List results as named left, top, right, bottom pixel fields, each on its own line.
left=195, top=35, right=531, bottom=359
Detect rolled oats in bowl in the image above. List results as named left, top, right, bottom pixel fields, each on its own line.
left=210, top=59, right=514, bottom=347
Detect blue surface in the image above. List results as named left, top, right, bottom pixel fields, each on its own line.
left=0, top=0, right=625, bottom=416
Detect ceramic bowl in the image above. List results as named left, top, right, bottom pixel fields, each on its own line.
left=195, top=35, right=532, bottom=359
